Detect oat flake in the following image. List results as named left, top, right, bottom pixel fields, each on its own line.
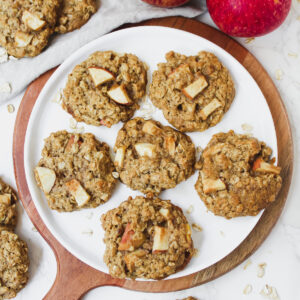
left=243, top=284, right=252, bottom=295
left=81, top=229, right=93, bottom=235
left=112, top=172, right=119, bottom=179
left=260, top=284, right=280, bottom=300
left=243, top=259, right=252, bottom=270
left=241, top=123, right=253, bottom=132
left=275, top=69, right=283, bottom=80
left=186, top=205, right=194, bottom=214
left=288, top=52, right=298, bottom=58
left=0, top=82, right=12, bottom=94
left=192, top=223, right=202, bottom=232
left=7, top=104, right=15, bottom=113
left=257, top=263, right=266, bottom=278
left=245, top=37, right=255, bottom=44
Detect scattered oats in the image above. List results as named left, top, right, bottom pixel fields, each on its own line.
left=243, top=284, right=252, bottom=295
left=9, top=55, right=18, bottom=61
left=51, top=90, right=62, bottom=104
left=73, top=126, right=85, bottom=134
left=186, top=205, right=194, bottom=214
left=7, top=104, right=15, bottom=113
left=192, top=223, right=202, bottom=232
left=193, top=248, right=199, bottom=257
left=243, top=259, right=252, bottom=270
left=275, top=69, right=283, bottom=80
left=245, top=37, right=255, bottom=44
left=257, top=263, right=266, bottom=278
left=288, top=52, right=298, bottom=58
left=241, top=123, right=253, bottom=132
left=81, top=229, right=93, bottom=235
left=85, top=212, right=93, bottom=220
left=0, top=47, right=8, bottom=63
left=260, top=284, right=279, bottom=300
left=0, top=82, right=12, bottom=93
left=69, top=118, right=77, bottom=129
left=220, top=230, right=225, bottom=237
left=112, top=171, right=119, bottom=179
left=31, top=226, right=38, bottom=232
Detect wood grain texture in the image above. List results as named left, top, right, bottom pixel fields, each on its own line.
left=12, top=17, right=293, bottom=299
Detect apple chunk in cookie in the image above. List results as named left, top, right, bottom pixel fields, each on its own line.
left=101, top=195, right=194, bottom=279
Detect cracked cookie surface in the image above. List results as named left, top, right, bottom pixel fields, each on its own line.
left=195, top=131, right=282, bottom=218
left=101, top=195, right=194, bottom=279
left=34, top=130, right=117, bottom=212
left=63, top=51, right=147, bottom=127
left=114, top=117, right=196, bottom=195
left=149, top=51, right=235, bottom=132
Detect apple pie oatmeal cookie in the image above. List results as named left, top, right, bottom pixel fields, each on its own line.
left=101, top=196, right=194, bottom=279
left=55, top=0, right=97, bottom=34
left=0, top=0, right=60, bottom=58
left=149, top=51, right=235, bottom=132
left=195, top=131, right=282, bottom=218
left=114, top=117, right=196, bottom=195
left=0, top=179, right=17, bottom=233
left=34, top=130, right=117, bottom=212
left=0, top=231, right=29, bottom=300
left=63, top=51, right=148, bottom=127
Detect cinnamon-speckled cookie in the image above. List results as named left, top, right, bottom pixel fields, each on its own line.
left=63, top=51, right=147, bottom=127
left=55, top=0, right=97, bottom=33
left=149, top=51, right=235, bottom=132
left=34, top=130, right=117, bottom=212
left=0, top=0, right=60, bottom=58
left=114, top=117, right=196, bottom=195
left=101, top=195, right=194, bottom=279
left=0, top=231, right=29, bottom=299
left=0, top=179, right=17, bottom=233
left=195, top=131, right=282, bottom=218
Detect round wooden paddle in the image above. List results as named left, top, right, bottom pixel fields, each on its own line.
left=13, top=17, right=293, bottom=300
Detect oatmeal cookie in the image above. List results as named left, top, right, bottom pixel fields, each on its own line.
left=0, top=0, right=60, bottom=58
left=63, top=51, right=147, bottom=127
left=0, top=179, right=17, bottom=232
left=34, top=130, right=117, bottom=212
left=0, top=231, right=29, bottom=299
left=101, top=195, right=194, bottom=280
left=149, top=51, right=235, bottom=132
left=114, top=117, right=196, bottom=195
left=195, top=131, right=282, bottom=218
left=55, top=0, right=97, bottom=34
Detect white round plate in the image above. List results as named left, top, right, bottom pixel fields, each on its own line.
left=24, top=26, right=277, bottom=280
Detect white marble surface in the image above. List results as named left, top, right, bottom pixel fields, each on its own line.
left=1, top=2, right=300, bottom=299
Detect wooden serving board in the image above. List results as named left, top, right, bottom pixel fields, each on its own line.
left=13, top=17, right=293, bottom=300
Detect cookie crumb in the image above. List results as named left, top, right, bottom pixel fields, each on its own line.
left=193, top=248, right=199, bottom=257
left=241, top=123, right=253, bottom=132
left=192, top=223, right=202, bottom=232
left=7, top=104, right=15, bottom=113
left=243, top=259, right=252, bottom=270
left=245, top=37, right=255, bottom=44
left=260, top=284, right=279, bottom=299
left=243, top=284, right=252, bottom=295
left=257, top=262, right=266, bottom=278
left=220, top=230, right=225, bottom=237
left=288, top=52, right=298, bottom=58
left=69, top=118, right=77, bottom=129
left=186, top=205, right=194, bottom=214
left=81, top=229, right=93, bottom=235
left=0, top=82, right=12, bottom=94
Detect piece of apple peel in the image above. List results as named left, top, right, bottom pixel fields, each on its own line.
left=252, top=157, right=281, bottom=175
left=65, top=179, right=90, bottom=207
left=142, top=121, right=162, bottom=136
left=22, top=11, right=46, bottom=31
left=108, top=85, right=132, bottom=105
left=200, top=171, right=226, bottom=194
left=152, top=226, right=169, bottom=253
left=35, top=167, right=56, bottom=194
left=199, top=98, right=222, bottom=120
left=118, top=223, right=145, bottom=251
left=15, top=32, right=33, bottom=47
left=114, top=146, right=126, bottom=168
left=88, top=67, right=115, bottom=87
left=182, top=76, right=208, bottom=100
left=135, top=143, right=156, bottom=158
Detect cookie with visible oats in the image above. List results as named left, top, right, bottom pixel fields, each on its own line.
left=149, top=51, right=235, bottom=132
left=63, top=51, right=147, bottom=127
left=0, top=0, right=60, bottom=58
left=0, top=231, right=29, bottom=300
left=0, top=178, right=17, bottom=232
left=101, top=195, right=194, bottom=280
left=114, top=117, right=196, bottom=195
left=55, top=0, right=97, bottom=34
left=195, top=131, right=282, bottom=219
left=34, top=130, right=117, bottom=212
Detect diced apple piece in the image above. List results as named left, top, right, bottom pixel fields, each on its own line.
left=153, top=226, right=169, bottom=253
left=65, top=179, right=90, bottom=207
left=182, top=76, right=208, bottom=99
left=108, top=85, right=132, bottom=105
left=164, top=136, right=176, bottom=156
left=168, top=64, right=192, bottom=79
left=252, top=157, right=281, bottom=175
left=22, top=11, right=46, bottom=31
left=200, top=171, right=226, bottom=194
left=118, top=223, right=145, bottom=251
left=114, top=146, right=126, bottom=168
left=0, top=194, right=11, bottom=204
left=159, top=207, right=170, bottom=218
left=199, top=98, right=222, bottom=120
left=135, top=143, right=156, bottom=158
left=88, top=67, right=114, bottom=87
left=15, top=32, right=33, bottom=47
left=35, top=167, right=56, bottom=194
left=142, top=121, right=162, bottom=136
left=65, top=135, right=82, bottom=152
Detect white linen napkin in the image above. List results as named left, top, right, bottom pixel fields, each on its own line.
left=0, top=0, right=204, bottom=103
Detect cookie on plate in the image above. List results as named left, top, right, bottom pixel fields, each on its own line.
left=34, top=130, right=117, bottom=212
left=114, top=117, right=196, bottom=195
left=195, top=131, right=282, bottom=219
left=0, top=231, right=29, bottom=299
left=149, top=51, right=235, bottom=132
left=0, top=178, right=17, bottom=232
left=55, top=0, right=97, bottom=34
left=0, top=0, right=60, bottom=58
left=101, top=195, right=194, bottom=280
left=63, top=51, right=148, bottom=127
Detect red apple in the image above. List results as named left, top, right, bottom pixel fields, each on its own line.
left=207, top=0, right=291, bottom=37
left=142, top=0, right=190, bottom=8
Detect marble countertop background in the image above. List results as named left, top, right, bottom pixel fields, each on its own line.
left=0, top=1, right=300, bottom=299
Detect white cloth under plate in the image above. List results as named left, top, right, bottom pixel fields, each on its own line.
left=0, top=0, right=204, bottom=104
